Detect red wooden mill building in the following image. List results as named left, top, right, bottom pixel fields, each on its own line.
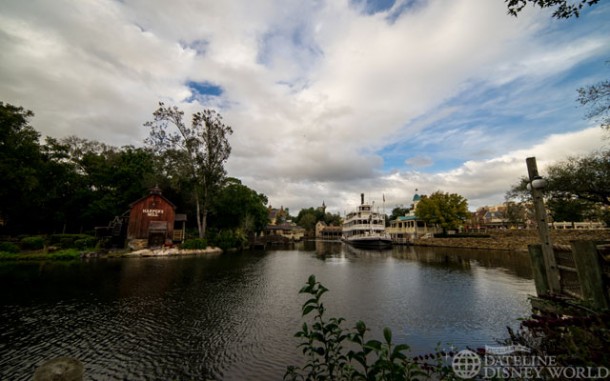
left=127, top=186, right=186, bottom=247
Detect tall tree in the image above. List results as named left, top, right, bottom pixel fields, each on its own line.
left=145, top=103, right=233, bottom=238
left=209, top=178, right=269, bottom=234
left=0, top=102, right=45, bottom=232
left=546, top=150, right=610, bottom=206
left=506, top=150, right=610, bottom=223
left=414, top=191, right=469, bottom=233
left=505, top=0, right=600, bottom=19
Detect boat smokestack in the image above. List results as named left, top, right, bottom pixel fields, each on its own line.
left=361, top=193, right=364, bottom=205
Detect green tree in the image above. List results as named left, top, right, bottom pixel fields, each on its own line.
left=389, top=206, right=410, bottom=222
left=546, top=150, right=610, bottom=207
left=209, top=178, right=269, bottom=234
left=504, top=201, right=528, bottom=227
left=506, top=0, right=600, bottom=19
left=0, top=102, right=45, bottom=233
left=414, top=191, right=469, bottom=233
left=296, top=211, right=318, bottom=232
left=506, top=150, right=610, bottom=224
left=145, top=103, right=233, bottom=238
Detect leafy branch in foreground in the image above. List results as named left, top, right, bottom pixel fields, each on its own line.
left=284, top=275, right=456, bottom=381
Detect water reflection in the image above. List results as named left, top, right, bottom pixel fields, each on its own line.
left=0, top=245, right=535, bottom=381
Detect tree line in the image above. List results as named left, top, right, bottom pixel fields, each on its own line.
left=0, top=102, right=269, bottom=240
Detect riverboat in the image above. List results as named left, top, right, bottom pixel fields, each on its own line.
left=342, top=194, right=392, bottom=249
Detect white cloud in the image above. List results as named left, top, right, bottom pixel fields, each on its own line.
left=0, top=0, right=608, bottom=215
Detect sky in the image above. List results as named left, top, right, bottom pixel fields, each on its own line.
left=1, top=0, right=608, bottom=215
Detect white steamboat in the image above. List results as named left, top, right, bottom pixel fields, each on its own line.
left=342, top=194, right=392, bottom=249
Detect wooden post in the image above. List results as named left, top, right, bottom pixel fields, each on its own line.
left=571, top=240, right=609, bottom=310
left=526, top=157, right=561, bottom=294
left=528, top=244, right=550, bottom=296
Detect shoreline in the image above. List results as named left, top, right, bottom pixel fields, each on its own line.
left=411, top=229, right=610, bottom=252
left=117, top=246, right=223, bottom=258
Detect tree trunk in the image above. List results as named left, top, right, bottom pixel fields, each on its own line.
left=195, top=189, right=204, bottom=239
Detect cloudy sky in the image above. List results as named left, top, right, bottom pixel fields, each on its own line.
left=1, top=0, right=608, bottom=214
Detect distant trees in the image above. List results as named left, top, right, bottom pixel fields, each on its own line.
left=0, top=102, right=159, bottom=234
left=209, top=178, right=269, bottom=236
left=414, top=191, right=469, bottom=233
left=295, top=207, right=342, bottom=233
left=389, top=206, right=410, bottom=222
left=145, top=103, right=233, bottom=238
left=0, top=101, right=270, bottom=243
left=505, top=0, right=600, bottom=19
left=506, top=150, right=610, bottom=225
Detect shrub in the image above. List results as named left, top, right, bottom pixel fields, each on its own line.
left=181, top=238, right=208, bottom=250
left=20, top=236, right=45, bottom=250
left=285, top=275, right=452, bottom=381
left=0, top=242, right=20, bottom=253
left=60, top=237, right=75, bottom=249
left=74, top=237, right=98, bottom=250
left=210, top=230, right=242, bottom=251
left=47, top=249, right=81, bottom=260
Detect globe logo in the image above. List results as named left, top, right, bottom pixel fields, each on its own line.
left=452, top=349, right=481, bottom=379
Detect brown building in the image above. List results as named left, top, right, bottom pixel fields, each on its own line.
left=127, top=187, right=185, bottom=247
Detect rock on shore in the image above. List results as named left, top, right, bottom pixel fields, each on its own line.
left=123, top=246, right=222, bottom=257
left=412, top=229, right=610, bottom=252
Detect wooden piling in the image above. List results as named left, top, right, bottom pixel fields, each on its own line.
left=571, top=240, right=609, bottom=310
left=526, top=157, right=561, bottom=294
left=528, top=244, right=550, bottom=296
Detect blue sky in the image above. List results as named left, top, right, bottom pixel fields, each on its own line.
left=0, top=0, right=608, bottom=213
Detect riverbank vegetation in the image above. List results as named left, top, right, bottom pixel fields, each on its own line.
left=0, top=102, right=269, bottom=251
left=285, top=275, right=455, bottom=381
left=286, top=276, right=610, bottom=381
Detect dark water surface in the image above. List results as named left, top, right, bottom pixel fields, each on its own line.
left=0, top=243, right=535, bottom=380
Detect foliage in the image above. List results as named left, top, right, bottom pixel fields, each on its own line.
left=209, top=178, right=269, bottom=234
left=546, top=150, right=610, bottom=207
left=74, top=237, right=98, bottom=250
left=506, top=150, right=610, bottom=223
left=389, top=207, right=410, bottom=223
left=0, top=242, right=20, bottom=253
left=296, top=207, right=342, bottom=232
left=415, top=192, right=469, bottom=233
left=0, top=102, right=267, bottom=241
left=505, top=0, right=600, bottom=19
left=20, top=236, right=45, bottom=250
left=504, top=201, right=528, bottom=227
left=181, top=238, right=208, bottom=250
left=504, top=295, right=610, bottom=367
left=0, top=248, right=81, bottom=261
left=207, top=229, right=242, bottom=251
left=145, top=103, right=233, bottom=239
left=285, top=275, right=452, bottom=381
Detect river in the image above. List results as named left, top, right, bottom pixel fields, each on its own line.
left=0, top=242, right=535, bottom=380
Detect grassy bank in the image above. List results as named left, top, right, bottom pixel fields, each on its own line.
left=0, top=248, right=82, bottom=261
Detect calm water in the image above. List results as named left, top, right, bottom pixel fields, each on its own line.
left=0, top=243, right=535, bottom=380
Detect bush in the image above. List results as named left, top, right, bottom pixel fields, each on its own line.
left=20, top=236, right=45, bottom=250
left=214, top=230, right=239, bottom=251
left=285, top=275, right=452, bottom=381
left=48, top=234, right=92, bottom=246
left=0, top=242, right=20, bottom=253
left=74, top=237, right=98, bottom=250
left=181, top=238, right=208, bottom=250
left=47, top=249, right=81, bottom=260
